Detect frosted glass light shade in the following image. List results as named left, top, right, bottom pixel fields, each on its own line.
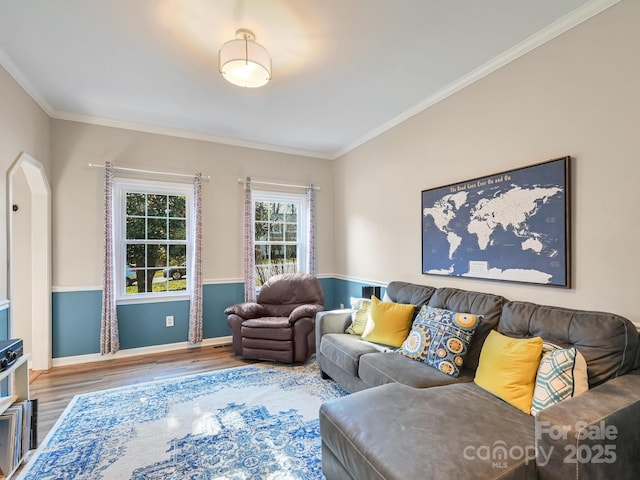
left=218, top=30, right=272, bottom=88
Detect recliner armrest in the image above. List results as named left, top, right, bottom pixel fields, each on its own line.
left=289, top=304, right=324, bottom=323
left=224, top=302, right=269, bottom=319
left=535, top=371, right=640, bottom=480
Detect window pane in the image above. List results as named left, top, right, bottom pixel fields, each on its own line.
left=147, top=244, right=167, bottom=268
left=255, top=221, right=268, bottom=241
left=255, top=245, right=269, bottom=286
left=148, top=218, right=167, bottom=239
left=169, top=195, right=186, bottom=218
left=270, top=244, right=285, bottom=263
left=169, top=219, right=186, bottom=240
left=126, top=244, right=145, bottom=267
left=126, top=193, right=145, bottom=216
left=270, top=220, right=283, bottom=241
left=147, top=194, right=167, bottom=217
left=285, top=245, right=298, bottom=264
left=126, top=217, right=146, bottom=239
left=125, top=265, right=138, bottom=288
left=168, top=245, right=186, bottom=265
left=255, top=202, right=268, bottom=221
left=255, top=245, right=268, bottom=263
left=285, top=204, right=297, bottom=223
left=285, top=224, right=297, bottom=241
left=270, top=203, right=284, bottom=223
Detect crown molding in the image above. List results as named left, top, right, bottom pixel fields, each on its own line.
left=0, top=46, right=54, bottom=116
left=51, top=110, right=334, bottom=160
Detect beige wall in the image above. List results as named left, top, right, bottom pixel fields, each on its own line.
left=50, top=120, right=334, bottom=288
left=333, top=0, right=640, bottom=325
left=3, top=0, right=639, bottom=330
left=0, top=66, right=50, bottom=299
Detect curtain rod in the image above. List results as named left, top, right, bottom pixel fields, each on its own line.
left=88, top=163, right=211, bottom=181
left=237, top=178, right=320, bottom=190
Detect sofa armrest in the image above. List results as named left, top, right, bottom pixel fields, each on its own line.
left=315, top=309, right=352, bottom=373
left=316, top=309, right=353, bottom=336
left=535, top=371, right=640, bottom=480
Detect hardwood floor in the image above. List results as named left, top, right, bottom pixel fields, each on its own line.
left=29, top=344, right=254, bottom=445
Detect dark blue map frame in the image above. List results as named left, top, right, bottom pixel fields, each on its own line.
left=421, top=157, right=570, bottom=287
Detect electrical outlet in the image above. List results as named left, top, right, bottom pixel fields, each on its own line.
left=166, top=315, right=174, bottom=327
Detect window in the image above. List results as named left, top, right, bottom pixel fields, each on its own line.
left=115, top=179, right=193, bottom=300
left=253, top=191, right=308, bottom=286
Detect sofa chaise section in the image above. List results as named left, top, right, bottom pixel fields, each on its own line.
left=320, top=382, right=537, bottom=480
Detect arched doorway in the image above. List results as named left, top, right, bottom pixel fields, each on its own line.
left=8, top=152, right=52, bottom=371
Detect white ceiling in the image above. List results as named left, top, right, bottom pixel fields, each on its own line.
left=0, top=0, right=614, bottom=159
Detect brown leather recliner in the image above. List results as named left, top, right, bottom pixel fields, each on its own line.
left=224, top=273, right=324, bottom=363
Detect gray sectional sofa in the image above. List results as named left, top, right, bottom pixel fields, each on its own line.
left=317, top=281, right=640, bottom=480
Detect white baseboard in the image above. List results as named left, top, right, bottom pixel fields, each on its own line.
left=51, top=336, right=233, bottom=367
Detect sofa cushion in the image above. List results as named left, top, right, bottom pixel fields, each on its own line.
left=399, top=306, right=481, bottom=377
left=359, top=352, right=474, bottom=388
left=361, top=296, right=415, bottom=347
left=530, top=343, right=589, bottom=416
left=385, top=281, right=436, bottom=307
left=498, top=301, right=639, bottom=387
left=475, top=331, right=543, bottom=414
left=428, top=287, right=506, bottom=371
left=319, top=333, right=392, bottom=378
left=319, top=382, right=536, bottom=480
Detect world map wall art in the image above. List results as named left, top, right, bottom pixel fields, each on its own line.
left=421, top=157, right=570, bottom=287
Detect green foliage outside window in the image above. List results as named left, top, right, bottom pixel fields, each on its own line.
left=254, top=201, right=299, bottom=286
left=125, top=192, right=187, bottom=294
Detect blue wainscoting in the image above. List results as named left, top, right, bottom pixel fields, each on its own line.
left=329, top=277, right=387, bottom=310
left=52, top=290, right=103, bottom=357
left=52, top=283, right=246, bottom=358
left=0, top=279, right=387, bottom=362
left=50, top=277, right=371, bottom=360
left=0, top=304, right=8, bottom=341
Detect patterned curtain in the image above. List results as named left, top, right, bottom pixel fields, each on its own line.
left=243, top=177, right=256, bottom=301
left=188, top=173, right=203, bottom=344
left=307, top=184, right=317, bottom=276
left=100, top=162, right=119, bottom=354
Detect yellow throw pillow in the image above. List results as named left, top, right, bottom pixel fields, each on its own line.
left=474, top=330, right=543, bottom=414
left=346, top=297, right=371, bottom=335
left=361, top=296, right=415, bottom=347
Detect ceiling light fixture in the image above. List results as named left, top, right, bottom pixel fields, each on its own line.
left=218, top=29, right=272, bottom=88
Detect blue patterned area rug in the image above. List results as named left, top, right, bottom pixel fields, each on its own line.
left=18, top=360, right=347, bottom=480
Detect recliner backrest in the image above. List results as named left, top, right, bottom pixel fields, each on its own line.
left=257, top=273, right=324, bottom=307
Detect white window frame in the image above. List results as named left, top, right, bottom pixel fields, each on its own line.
left=114, top=178, right=193, bottom=303
left=253, top=190, right=309, bottom=288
